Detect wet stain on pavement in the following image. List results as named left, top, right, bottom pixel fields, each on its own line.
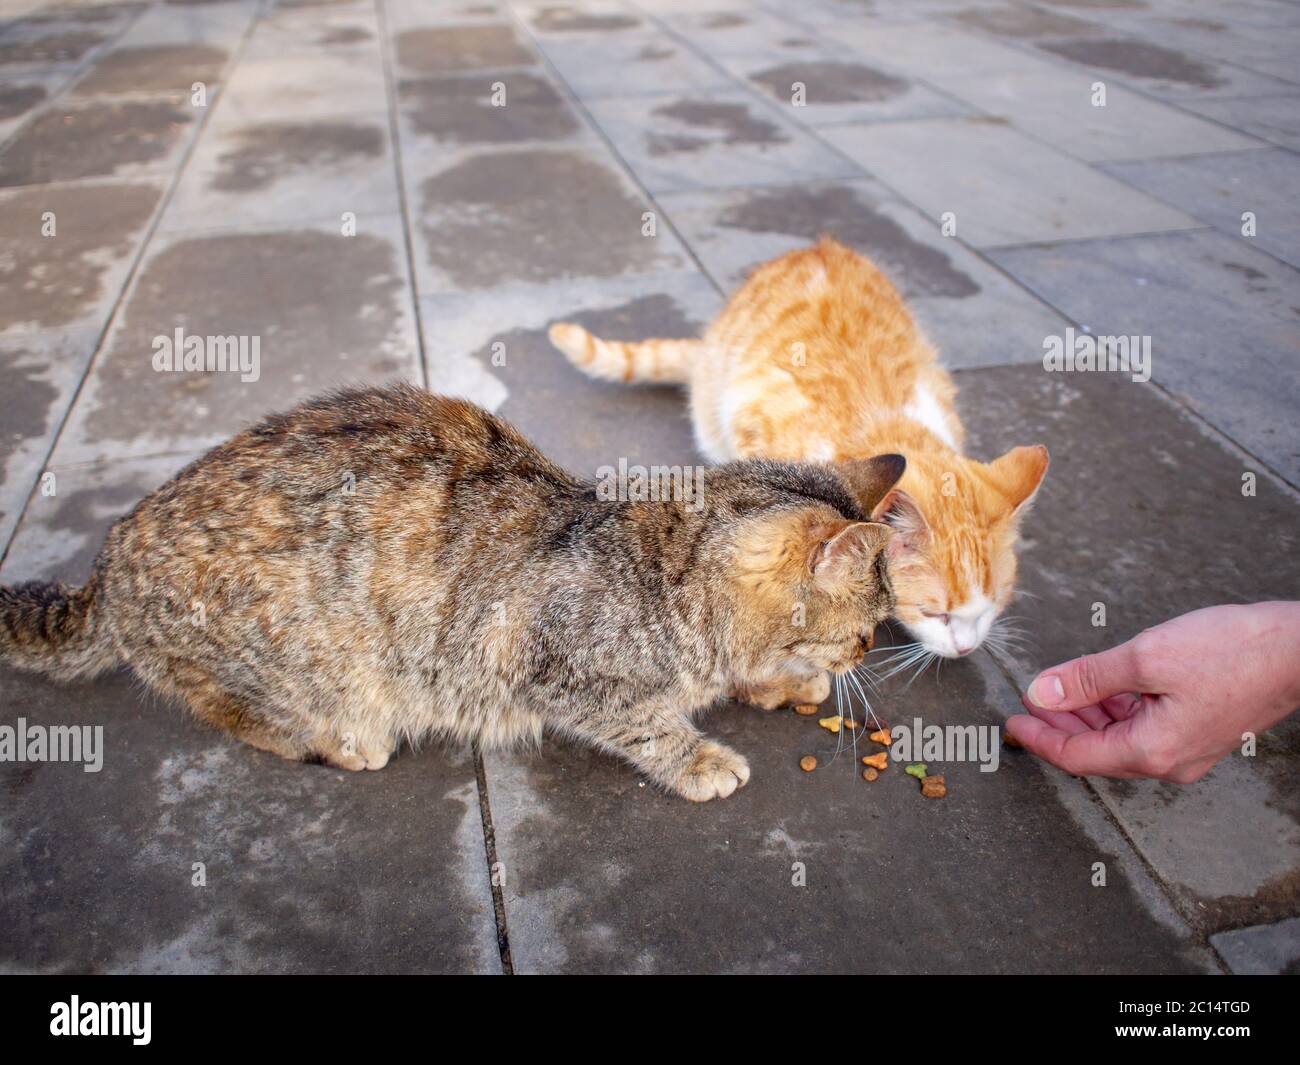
left=0, top=100, right=193, bottom=186
left=395, top=25, right=534, bottom=72
left=72, top=44, right=228, bottom=96
left=0, top=84, right=47, bottom=121
left=952, top=6, right=1094, bottom=37
left=0, top=30, right=105, bottom=66
left=399, top=72, right=577, bottom=142
left=531, top=5, right=641, bottom=32
left=647, top=100, right=785, bottom=156
left=210, top=121, right=384, bottom=192
left=80, top=231, right=408, bottom=448
left=750, top=60, right=907, bottom=104
left=718, top=185, right=980, bottom=299
left=318, top=26, right=371, bottom=46
left=1037, top=38, right=1225, bottom=89
left=420, top=148, right=674, bottom=287
left=492, top=294, right=705, bottom=475
left=0, top=182, right=160, bottom=330
left=0, top=351, right=61, bottom=482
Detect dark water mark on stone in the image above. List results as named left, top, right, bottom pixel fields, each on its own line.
left=0, top=84, right=46, bottom=122
left=420, top=148, right=671, bottom=287
left=395, top=25, right=533, bottom=72
left=952, top=5, right=1094, bottom=38
left=73, top=44, right=228, bottom=96
left=318, top=26, right=372, bottom=46
left=0, top=352, right=61, bottom=478
left=211, top=121, right=384, bottom=192
left=82, top=231, right=407, bottom=446
left=750, top=60, right=907, bottom=104
left=7, top=4, right=141, bottom=28
left=646, top=100, right=785, bottom=156
left=718, top=185, right=979, bottom=299
left=531, top=5, right=641, bottom=32
left=1038, top=38, right=1224, bottom=89
left=1035, top=0, right=1144, bottom=8
left=636, top=44, right=674, bottom=62
left=0, top=183, right=159, bottom=330
left=0, top=30, right=106, bottom=65
left=702, top=13, right=747, bottom=29
left=491, top=294, right=704, bottom=475
left=0, top=100, right=193, bottom=186
left=399, top=72, right=577, bottom=143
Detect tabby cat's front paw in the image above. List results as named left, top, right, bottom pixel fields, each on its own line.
left=675, top=741, right=751, bottom=802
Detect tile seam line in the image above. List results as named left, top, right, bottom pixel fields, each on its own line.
left=376, top=0, right=430, bottom=390
left=0, top=0, right=268, bottom=573
left=981, top=643, right=1231, bottom=973
left=502, top=1, right=727, bottom=297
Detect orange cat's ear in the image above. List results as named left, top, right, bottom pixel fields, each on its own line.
left=871, top=489, right=929, bottom=556
left=986, top=445, right=1050, bottom=516
left=836, top=454, right=906, bottom=515
left=810, top=521, right=893, bottom=584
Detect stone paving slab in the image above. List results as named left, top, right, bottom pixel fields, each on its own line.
left=1103, top=149, right=1300, bottom=272
left=217, top=50, right=389, bottom=124
left=0, top=663, right=500, bottom=973
left=718, top=45, right=970, bottom=126
left=535, top=28, right=733, bottom=99
left=0, top=178, right=161, bottom=337
left=157, top=111, right=399, bottom=233
left=1180, top=93, right=1300, bottom=154
left=0, top=95, right=200, bottom=186
left=1210, top=917, right=1300, bottom=976
left=990, top=230, right=1300, bottom=483
left=0, top=66, right=74, bottom=142
left=957, top=366, right=1300, bottom=936
left=937, top=68, right=1263, bottom=163
left=405, top=142, right=689, bottom=293
left=822, top=117, right=1200, bottom=249
left=419, top=270, right=723, bottom=443
left=0, top=326, right=98, bottom=555
left=655, top=179, right=1067, bottom=367
left=50, top=215, right=421, bottom=466
left=583, top=88, right=862, bottom=194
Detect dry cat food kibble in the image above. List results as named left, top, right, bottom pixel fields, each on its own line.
left=921, top=775, right=947, bottom=798
left=861, top=752, right=888, bottom=771
left=905, top=763, right=927, bottom=779
left=818, top=716, right=842, bottom=733
left=868, top=729, right=891, bottom=745
left=843, top=717, right=860, bottom=729
left=862, top=767, right=879, bottom=782
left=794, top=704, right=820, bottom=716
left=800, top=755, right=817, bottom=772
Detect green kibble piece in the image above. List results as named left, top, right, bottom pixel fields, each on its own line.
left=905, top=763, right=928, bottom=779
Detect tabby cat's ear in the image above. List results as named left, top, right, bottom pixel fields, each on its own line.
left=986, top=444, right=1049, bottom=516
left=872, top=489, right=929, bottom=556
left=836, top=453, right=906, bottom=515
left=810, top=521, right=893, bottom=583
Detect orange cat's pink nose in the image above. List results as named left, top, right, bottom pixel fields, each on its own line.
left=955, top=644, right=974, bottom=656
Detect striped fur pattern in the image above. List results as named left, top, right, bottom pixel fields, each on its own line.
left=0, top=385, right=904, bottom=800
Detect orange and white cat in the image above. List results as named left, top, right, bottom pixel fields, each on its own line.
left=549, top=238, right=1048, bottom=668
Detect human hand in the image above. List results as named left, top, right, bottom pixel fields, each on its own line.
left=1005, top=602, right=1300, bottom=782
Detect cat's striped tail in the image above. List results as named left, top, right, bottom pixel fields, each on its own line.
left=0, top=578, right=116, bottom=682
left=548, top=322, right=699, bottom=385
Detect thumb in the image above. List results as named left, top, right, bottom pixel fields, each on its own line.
left=1026, top=639, right=1146, bottom=712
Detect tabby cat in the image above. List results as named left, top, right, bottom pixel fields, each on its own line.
left=550, top=238, right=1048, bottom=668
left=0, top=385, right=904, bottom=801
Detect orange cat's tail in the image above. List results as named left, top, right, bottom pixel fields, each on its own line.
left=548, top=322, right=699, bottom=385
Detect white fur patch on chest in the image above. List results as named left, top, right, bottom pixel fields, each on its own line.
left=903, top=383, right=957, bottom=449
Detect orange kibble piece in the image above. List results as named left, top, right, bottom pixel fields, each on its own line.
left=921, top=775, right=947, bottom=798
left=861, top=752, right=888, bottom=770
left=862, top=767, right=879, bottom=782
left=793, top=704, right=819, bottom=716
left=868, top=729, right=892, bottom=745
left=800, top=755, right=817, bottom=772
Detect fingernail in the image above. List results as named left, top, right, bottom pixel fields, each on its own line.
left=1029, top=675, right=1064, bottom=707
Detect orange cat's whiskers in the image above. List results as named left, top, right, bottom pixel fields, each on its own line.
left=844, top=667, right=884, bottom=734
